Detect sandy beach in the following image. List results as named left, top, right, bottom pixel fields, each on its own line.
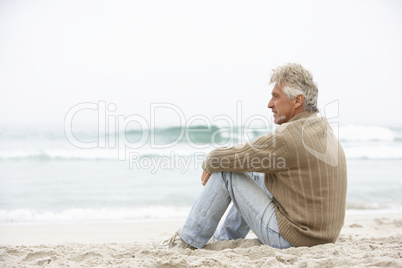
left=1, top=211, right=401, bottom=267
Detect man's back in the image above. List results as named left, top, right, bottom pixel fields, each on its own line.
left=266, top=111, right=347, bottom=247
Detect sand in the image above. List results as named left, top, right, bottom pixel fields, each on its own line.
left=1, top=211, right=401, bottom=267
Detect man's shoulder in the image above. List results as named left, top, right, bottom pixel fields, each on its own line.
left=276, top=111, right=326, bottom=132
left=274, top=112, right=331, bottom=146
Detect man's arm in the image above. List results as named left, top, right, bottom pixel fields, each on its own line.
left=202, top=132, right=288, bottom=175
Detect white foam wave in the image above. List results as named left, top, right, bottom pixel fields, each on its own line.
left=0, top=206, right=191, bottom=225
left=344, top=145, right=402, bottom=159
left=0, top=149, right=118, bottom=160
left=2, top=124, right=402, bottom=160
left=339, top=125, right=395, bottom=142
left=1, top=145, right=402, bottom=160
left=346, top=201, right=402, bottom=210
left=0, top=148, right=208, bottom=161
left=1, top=203, right=400, bottom=225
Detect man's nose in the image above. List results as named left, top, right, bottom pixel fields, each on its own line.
left=268, top=99, right=273, bottom=109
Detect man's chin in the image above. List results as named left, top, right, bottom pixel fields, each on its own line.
left=274, top=118, right=282, bottom=125
left=275, top=116, right=287, bottom=125
left=273, top=115, right=278, bottom=124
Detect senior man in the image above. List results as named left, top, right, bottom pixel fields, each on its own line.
left=154, top=63, right=347, bottom=249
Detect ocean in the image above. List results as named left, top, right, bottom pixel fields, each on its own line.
left=1, top=123, right=402, bottom=225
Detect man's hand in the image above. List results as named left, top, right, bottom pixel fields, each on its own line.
left=201, top=171, right=212, bottom=186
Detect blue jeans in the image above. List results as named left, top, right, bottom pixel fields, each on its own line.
left=178, top=172, right=292, bottom=249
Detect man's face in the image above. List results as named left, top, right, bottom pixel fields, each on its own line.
left=268, top=83, right=298, bottom=125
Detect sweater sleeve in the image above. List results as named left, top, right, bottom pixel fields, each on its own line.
left=202, top=131, right=288, bottom=174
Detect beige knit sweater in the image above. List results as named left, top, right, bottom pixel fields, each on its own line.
left=202, top=111, right=347, bottom=247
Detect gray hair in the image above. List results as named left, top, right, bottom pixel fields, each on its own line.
left=270, top=63, right=319, bottom=112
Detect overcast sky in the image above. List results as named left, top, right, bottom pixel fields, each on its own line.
left=1, top=0, right=401, bottom=129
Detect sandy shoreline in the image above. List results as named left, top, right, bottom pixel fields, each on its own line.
left=1, top=212, right=402, bottom=267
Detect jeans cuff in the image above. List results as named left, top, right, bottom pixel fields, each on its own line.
left=178, top=230, right=205, bottom=249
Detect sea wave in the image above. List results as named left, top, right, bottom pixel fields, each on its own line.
left=1, top=144, right=402, bottom=161
left=343, top=145, right=402, bottom=159
left=2, top=124, right=400, bottom=143
left=0, top=206, right=191, bottom=225
left=0, top=149, right=118, bottom=160
left=0, top=149, right=208, bottom=161
left=128, top=124, right=402, bottom=142
left=1, top=203, right=401, bottom=225
left=346, top=201, right=402, bottom=210
left=2, top=124, right=402, bottom=161
left=338, top=125, right=401, bottom=142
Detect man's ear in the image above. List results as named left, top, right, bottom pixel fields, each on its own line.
left=295, top=94, right=304, bottom=108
